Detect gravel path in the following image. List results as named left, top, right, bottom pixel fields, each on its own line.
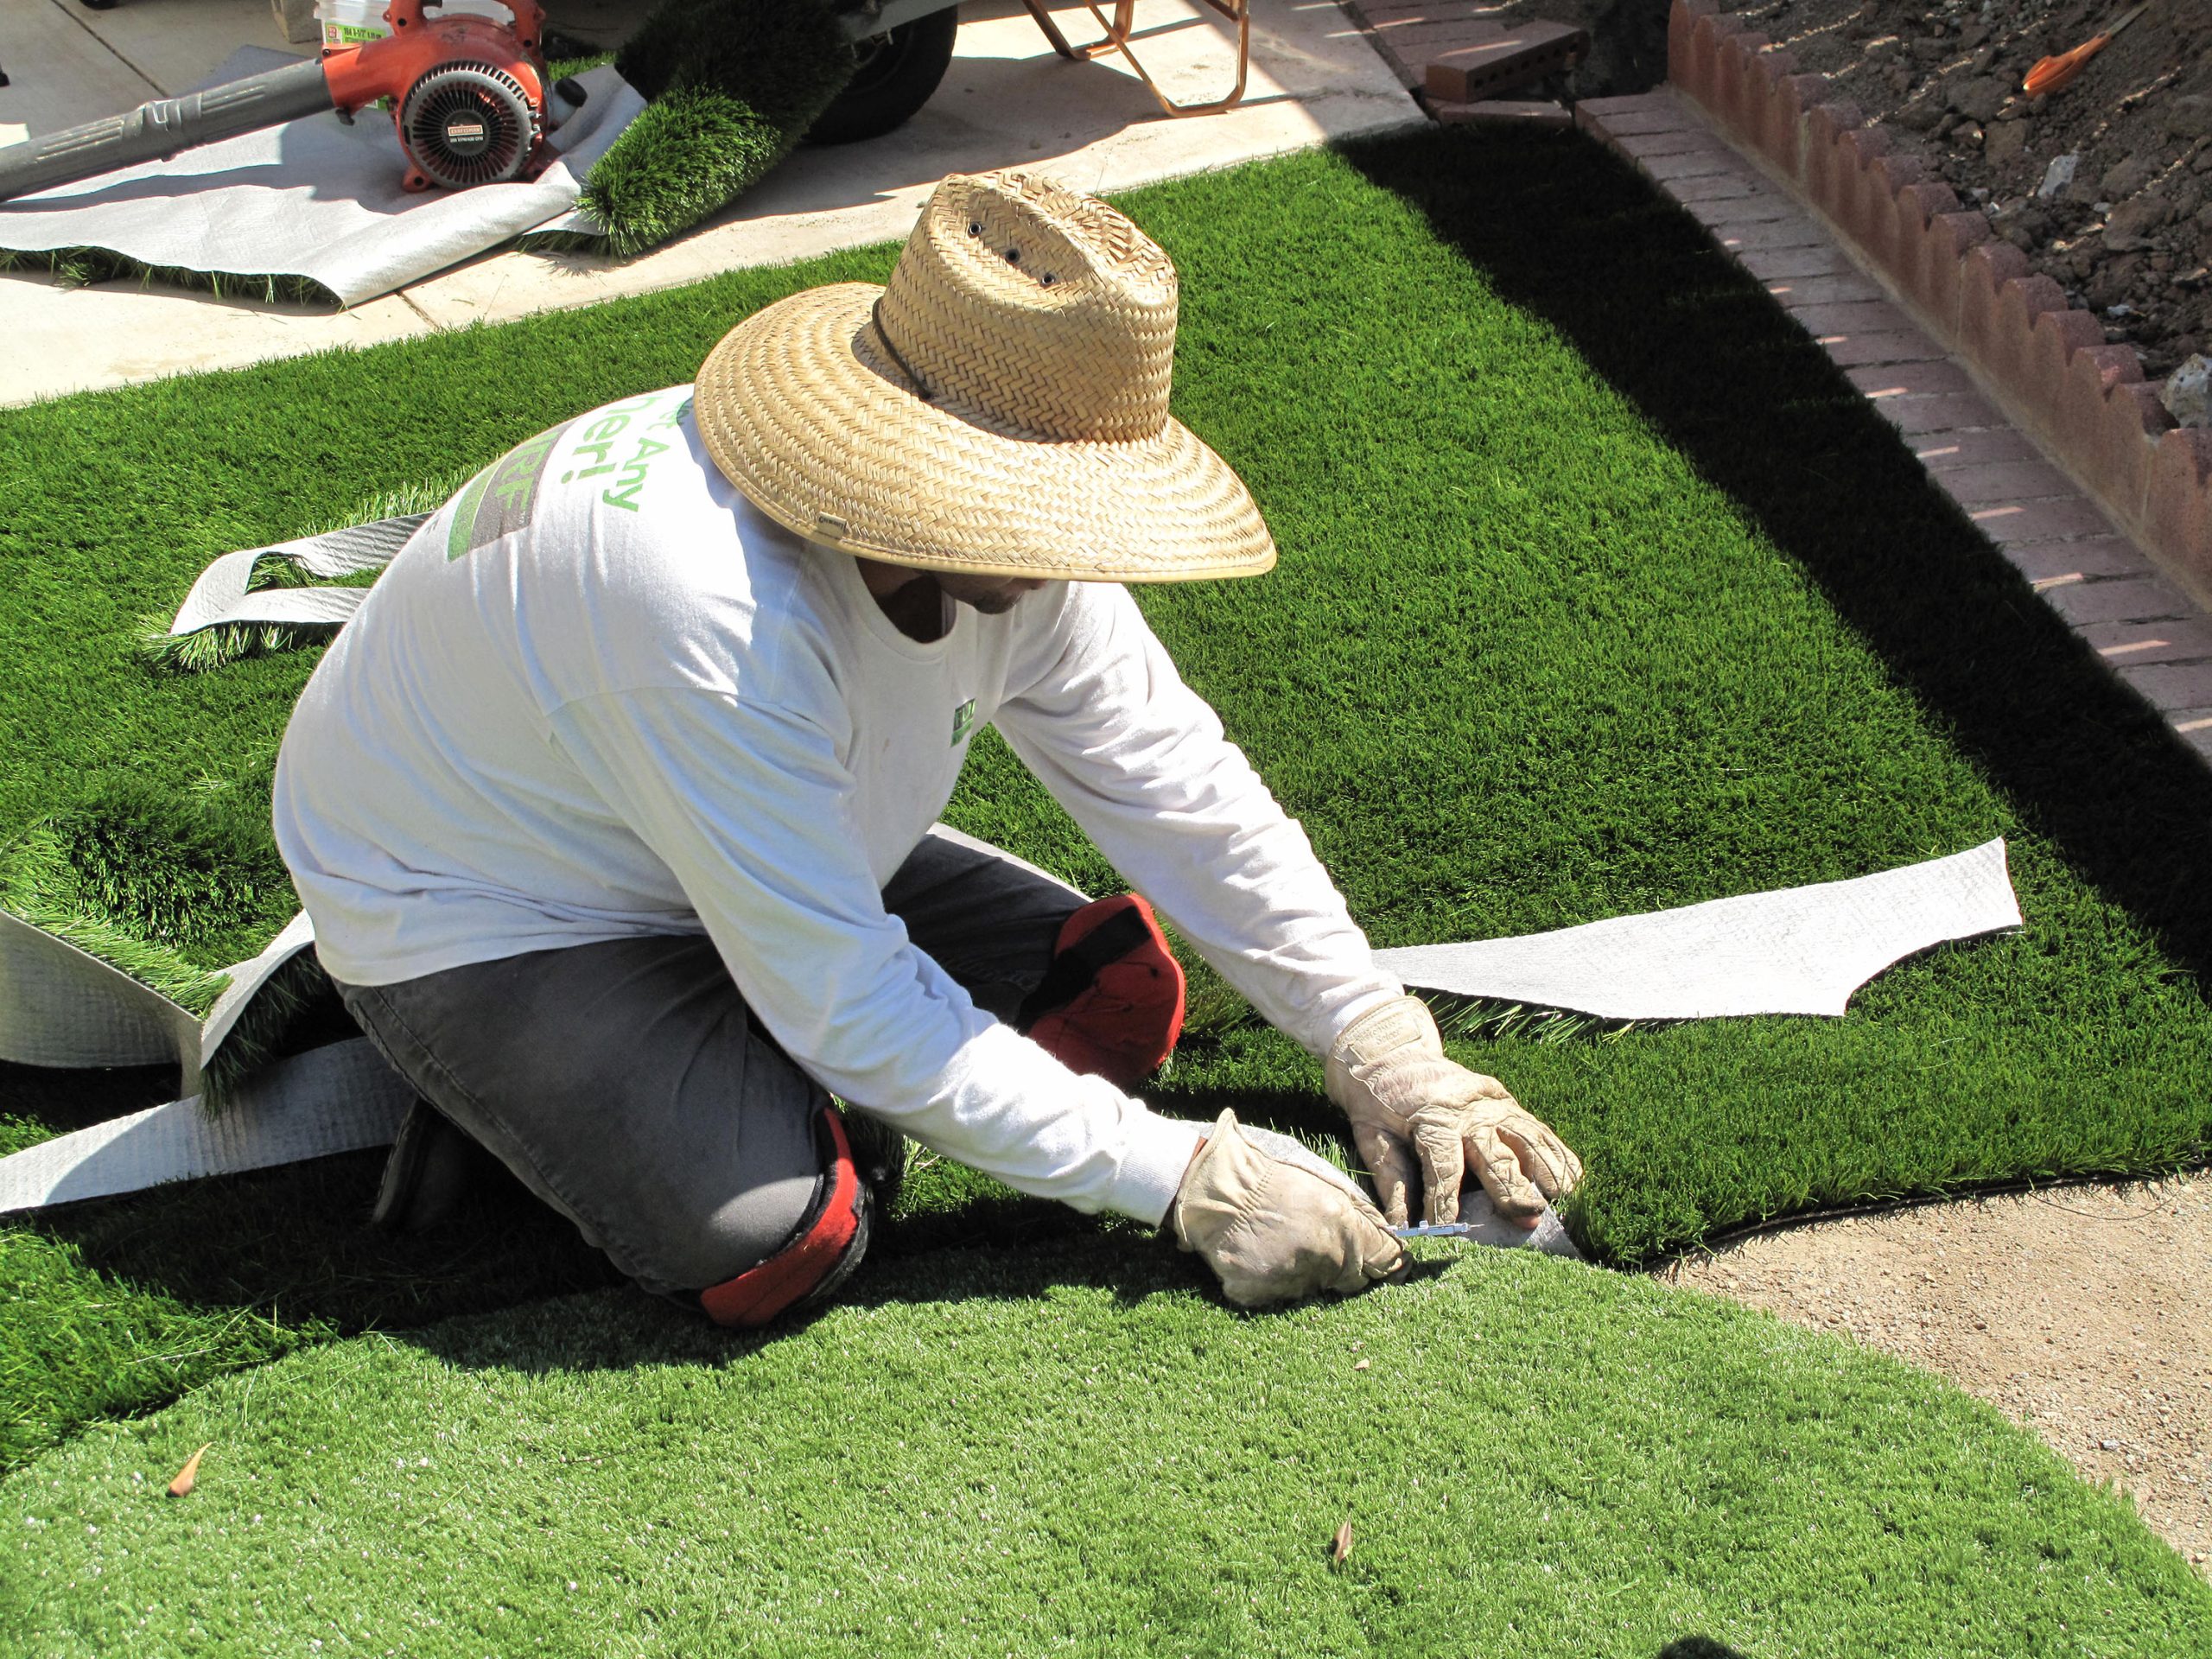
left=1657, top=1173, right=2212, bottom=1578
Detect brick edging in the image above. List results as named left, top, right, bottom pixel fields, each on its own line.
left=1661, top=0, right=2212, bottom=604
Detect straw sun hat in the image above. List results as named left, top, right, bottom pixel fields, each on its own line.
left=693, top=169, right=1275, bottom=582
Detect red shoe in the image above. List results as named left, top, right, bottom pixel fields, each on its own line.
left=1020, top=894, right=1185, bottom=1090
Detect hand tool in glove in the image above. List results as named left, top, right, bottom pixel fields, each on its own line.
left=1325, top=994, right=1583, bottom=1228
left=1171, top=1108, right=1405, bottom=1306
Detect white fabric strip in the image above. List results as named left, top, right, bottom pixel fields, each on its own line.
left=0, top=1039, right=413, bottom=1216
left=0, top=907, right=205, bottom=1077
left=1373, top=839, right=2022, bottom=1021
left=167, top=513, right=426, bottom=641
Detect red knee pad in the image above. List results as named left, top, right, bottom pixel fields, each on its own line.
left=699, top=1107, right=869, bottom=1328
left=1021, top=894, right=1185, bottom=1091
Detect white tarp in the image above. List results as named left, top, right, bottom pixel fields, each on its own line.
left=1373, top=839, right=2022, bottom=1020
left=0, top=54, right=642, bottom=307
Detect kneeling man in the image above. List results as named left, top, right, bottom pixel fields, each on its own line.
left=273, top=170, right=1582, bottom=1323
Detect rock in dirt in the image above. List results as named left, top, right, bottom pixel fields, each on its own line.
left=2107, top=192, right=2175, bottom=251
left=2162, top=354, right=2212, bottom=428
left=1986, top=119, right=2030, bottom=164
left=2164, top=95, right=2212, bottom=142
left=2101, top=156, right=2161, bottom=201
left=1950, top=74, right=2008, bottom=123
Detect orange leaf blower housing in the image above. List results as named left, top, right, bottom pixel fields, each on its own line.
left=0, top=0, right=560, bottom=203
left=326, top=0, right=555, bottom=191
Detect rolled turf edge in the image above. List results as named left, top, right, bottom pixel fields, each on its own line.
left=576, top=0, right=857, bottom=258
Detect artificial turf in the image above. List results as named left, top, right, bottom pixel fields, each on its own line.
left=8, top=1243, right=2209, bottom=1656
left=3, top=124, right=2210, bottom=1643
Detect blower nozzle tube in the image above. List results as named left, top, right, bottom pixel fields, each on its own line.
left=0, top=57, right=336, bottom=205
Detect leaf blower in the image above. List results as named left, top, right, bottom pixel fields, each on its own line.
left=0, top=0, right=575, bottom=204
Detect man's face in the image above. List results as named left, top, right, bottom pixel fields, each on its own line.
left=935, top=572, right=1047, bottom=614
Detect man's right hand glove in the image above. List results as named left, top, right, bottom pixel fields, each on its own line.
left=1325, top=994, right=1584, bottom=1228
left=1171, top=1109, right=1405, bottom=1307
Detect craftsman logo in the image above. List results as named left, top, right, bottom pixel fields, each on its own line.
left=446, top=418, right=576, bottom=561
left=950, top=699, right=976, bottom=747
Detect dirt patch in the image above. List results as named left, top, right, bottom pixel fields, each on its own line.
left=1659, top=1173, right=2212, bottom=1579
left=1716, top=0, right=2212, bottom=380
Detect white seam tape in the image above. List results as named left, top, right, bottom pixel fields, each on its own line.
left=0, top=1038, right=412, bottom=1216
left=166, top=513, right=423, bottom=639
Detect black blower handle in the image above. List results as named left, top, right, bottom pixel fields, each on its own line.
left=0, top=57, right=336, bottom=205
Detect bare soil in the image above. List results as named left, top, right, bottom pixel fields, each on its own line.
left=1719, top=0, right=2212, bottom=379
left=1660, top=1173, right=2212, bottom=1580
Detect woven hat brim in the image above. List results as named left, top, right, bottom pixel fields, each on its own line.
left=694, top=284, right=1276, bottom=583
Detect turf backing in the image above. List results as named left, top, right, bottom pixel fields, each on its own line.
left=0, top=129, right=2208, bottom=1622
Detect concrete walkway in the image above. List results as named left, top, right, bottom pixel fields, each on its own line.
left=0, top=0, right=1420, bottom=406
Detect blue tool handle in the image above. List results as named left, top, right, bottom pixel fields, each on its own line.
left=0, top=57, right=334, bottom=203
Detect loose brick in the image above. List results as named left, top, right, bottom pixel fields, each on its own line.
left=1790, top=299, right=1916, bottom=336
left=1847, top=360, right=1980, bottom=401
left=2002, top=537, right=2153, bottom=587
left=1431, top=99, right=1573, bottom=126
left=1818, top=330, right=1947, bottom=368
left=1928, top=460, right=2076, bottom=507
left=1914, top=429, right=2042, bottom=470
left=2042, top=575, right=2190, bottom=626
left=1764, top=272, right=1888, bottom=307
left=1872, top=392, right=2003, bottom=435
left=1738, top=243, right=1859, bottom=281
left=1423, top=20, right=1587, bottom=102
left=2119, top=662, right=2212, bottom=713
left=1967, top=496, right=2120, bottom=547
left=2075, top=619, right=2212, bottom=666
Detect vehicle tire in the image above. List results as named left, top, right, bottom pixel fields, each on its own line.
left=805, top=5, right=959, bottom=145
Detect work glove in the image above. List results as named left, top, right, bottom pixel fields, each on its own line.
left=1325, top=994, right=1584, bottom=1228
left=1171, top=1109, right=1406, bottom=1307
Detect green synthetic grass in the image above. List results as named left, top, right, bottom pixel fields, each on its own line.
left=575, top=0, right=855, bottom=258
left=8, top=1245, right=2210, bottom=1656
left=3, top=127, right=2211, bottom=1643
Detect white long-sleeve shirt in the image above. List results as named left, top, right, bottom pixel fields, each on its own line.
left=273, top=385, right=1399, bottom=1224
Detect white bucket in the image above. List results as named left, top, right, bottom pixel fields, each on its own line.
left=316, top=0, right=515, bottom=49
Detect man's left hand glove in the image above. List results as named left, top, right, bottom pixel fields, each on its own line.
left=1325, top=995, right=1584, bottom=1228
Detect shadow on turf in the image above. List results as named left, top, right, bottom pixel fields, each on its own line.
left=1342, top=125, right=2212, bottom=991
left=11, top=1058, right=1440, bottom=1373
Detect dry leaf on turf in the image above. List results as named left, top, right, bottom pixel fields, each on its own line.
left=1332, top=1519, right=1354, bottom=1563
left=168, top=1443, right=213, bottom=1497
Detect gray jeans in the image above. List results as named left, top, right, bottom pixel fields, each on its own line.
left=334, top=827, right=1085, bottom=1297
